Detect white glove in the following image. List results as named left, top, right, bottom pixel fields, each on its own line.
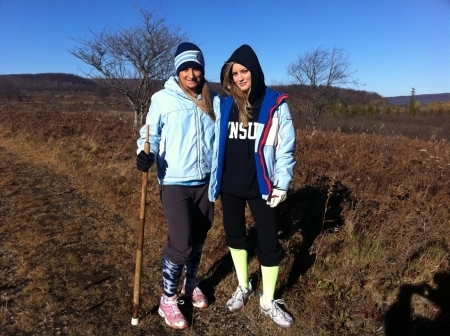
left=267, top=187, right=287, bottom=208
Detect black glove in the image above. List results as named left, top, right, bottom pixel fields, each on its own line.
left=136, top=150, right=155, bottom=172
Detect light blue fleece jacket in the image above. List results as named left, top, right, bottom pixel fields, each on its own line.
left=137, top=76, right=219, bottom=185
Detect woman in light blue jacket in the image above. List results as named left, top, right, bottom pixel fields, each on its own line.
left=209, top=44, right=296, bottom=328
left=136, top=42, right=218, bottom=330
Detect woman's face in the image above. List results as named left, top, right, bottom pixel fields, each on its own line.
left=179, top=67, right=203, bottom=94
left=231, top=63, right=251, bottom=94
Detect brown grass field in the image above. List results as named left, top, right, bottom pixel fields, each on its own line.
left=1, top=100, right=450, bottom=336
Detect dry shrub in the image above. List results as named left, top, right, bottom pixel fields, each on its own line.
left=301, top=111, right=450, bottom=142
left=285, top=130, right=450, bottom=334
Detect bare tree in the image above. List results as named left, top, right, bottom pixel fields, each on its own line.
left=287, top=47, right=358, bottom=129
left=69, top=8, right=186, bottom=125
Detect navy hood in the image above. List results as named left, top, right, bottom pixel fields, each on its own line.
left=220, top=44, right=266, bottom=104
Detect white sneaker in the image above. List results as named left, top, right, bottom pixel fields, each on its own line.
left=259, top=295, right=293, bottom=328
left=226, top=281, right=254, bottom=312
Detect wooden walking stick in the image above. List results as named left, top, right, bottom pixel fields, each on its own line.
left=131, top=125, right=150, bottom=326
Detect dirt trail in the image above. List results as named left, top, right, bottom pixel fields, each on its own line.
left=0, top=142, right=166, bottom=335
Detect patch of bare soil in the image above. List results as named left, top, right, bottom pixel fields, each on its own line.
left=0, top=145, right=167, bottom=335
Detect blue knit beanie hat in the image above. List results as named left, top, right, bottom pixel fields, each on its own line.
left=174, top=42, right=205, bottom=76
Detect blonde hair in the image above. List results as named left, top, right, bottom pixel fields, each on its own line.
left=221, top=62, right=252, bottom=126
left=179, top=77, right=215, bottom=122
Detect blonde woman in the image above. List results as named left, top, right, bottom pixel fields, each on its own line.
left=137, top=42, right=217, bottom=330
left=209, top=44, right=296, bottom=328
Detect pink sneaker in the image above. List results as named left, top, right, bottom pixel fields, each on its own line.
left=158, top=294, right=188, bottom=329
left=181, top=279, right=209, bottom=308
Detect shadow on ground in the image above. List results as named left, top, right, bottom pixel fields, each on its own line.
left=276, top=175, right=351, bottom=296
left=196, top=175, right=351, bottom=303
left=384, top=271, right=450, bottom=336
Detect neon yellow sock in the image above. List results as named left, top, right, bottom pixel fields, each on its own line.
left=229, top=248, right=248, bottom=288
left=261, top=265, right=280, bottom=305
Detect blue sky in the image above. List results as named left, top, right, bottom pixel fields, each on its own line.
left=1, top=0, right=449, bottom=97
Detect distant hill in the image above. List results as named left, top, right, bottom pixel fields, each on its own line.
left=4, top=73, right=448, bottom=108
left=0, top=73, right=128, bottom=110
left=0, top=73, right=105, bottom=93
left=387, top=93, right=450, bottom=106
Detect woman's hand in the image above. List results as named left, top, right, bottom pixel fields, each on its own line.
left=267, top=187, right=287, bottom=208
left=136, top=151, right=155, bottom=172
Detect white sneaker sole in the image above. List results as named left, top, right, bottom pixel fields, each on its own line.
left=158, top=308, right=188, bottom=329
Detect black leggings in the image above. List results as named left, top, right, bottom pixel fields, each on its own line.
left=160, top=184, right=213, bottom=265
left=221, top=192, right=284, bottom=267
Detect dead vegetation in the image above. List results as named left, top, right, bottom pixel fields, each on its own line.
left=1, top=99, right=450, bottom=335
